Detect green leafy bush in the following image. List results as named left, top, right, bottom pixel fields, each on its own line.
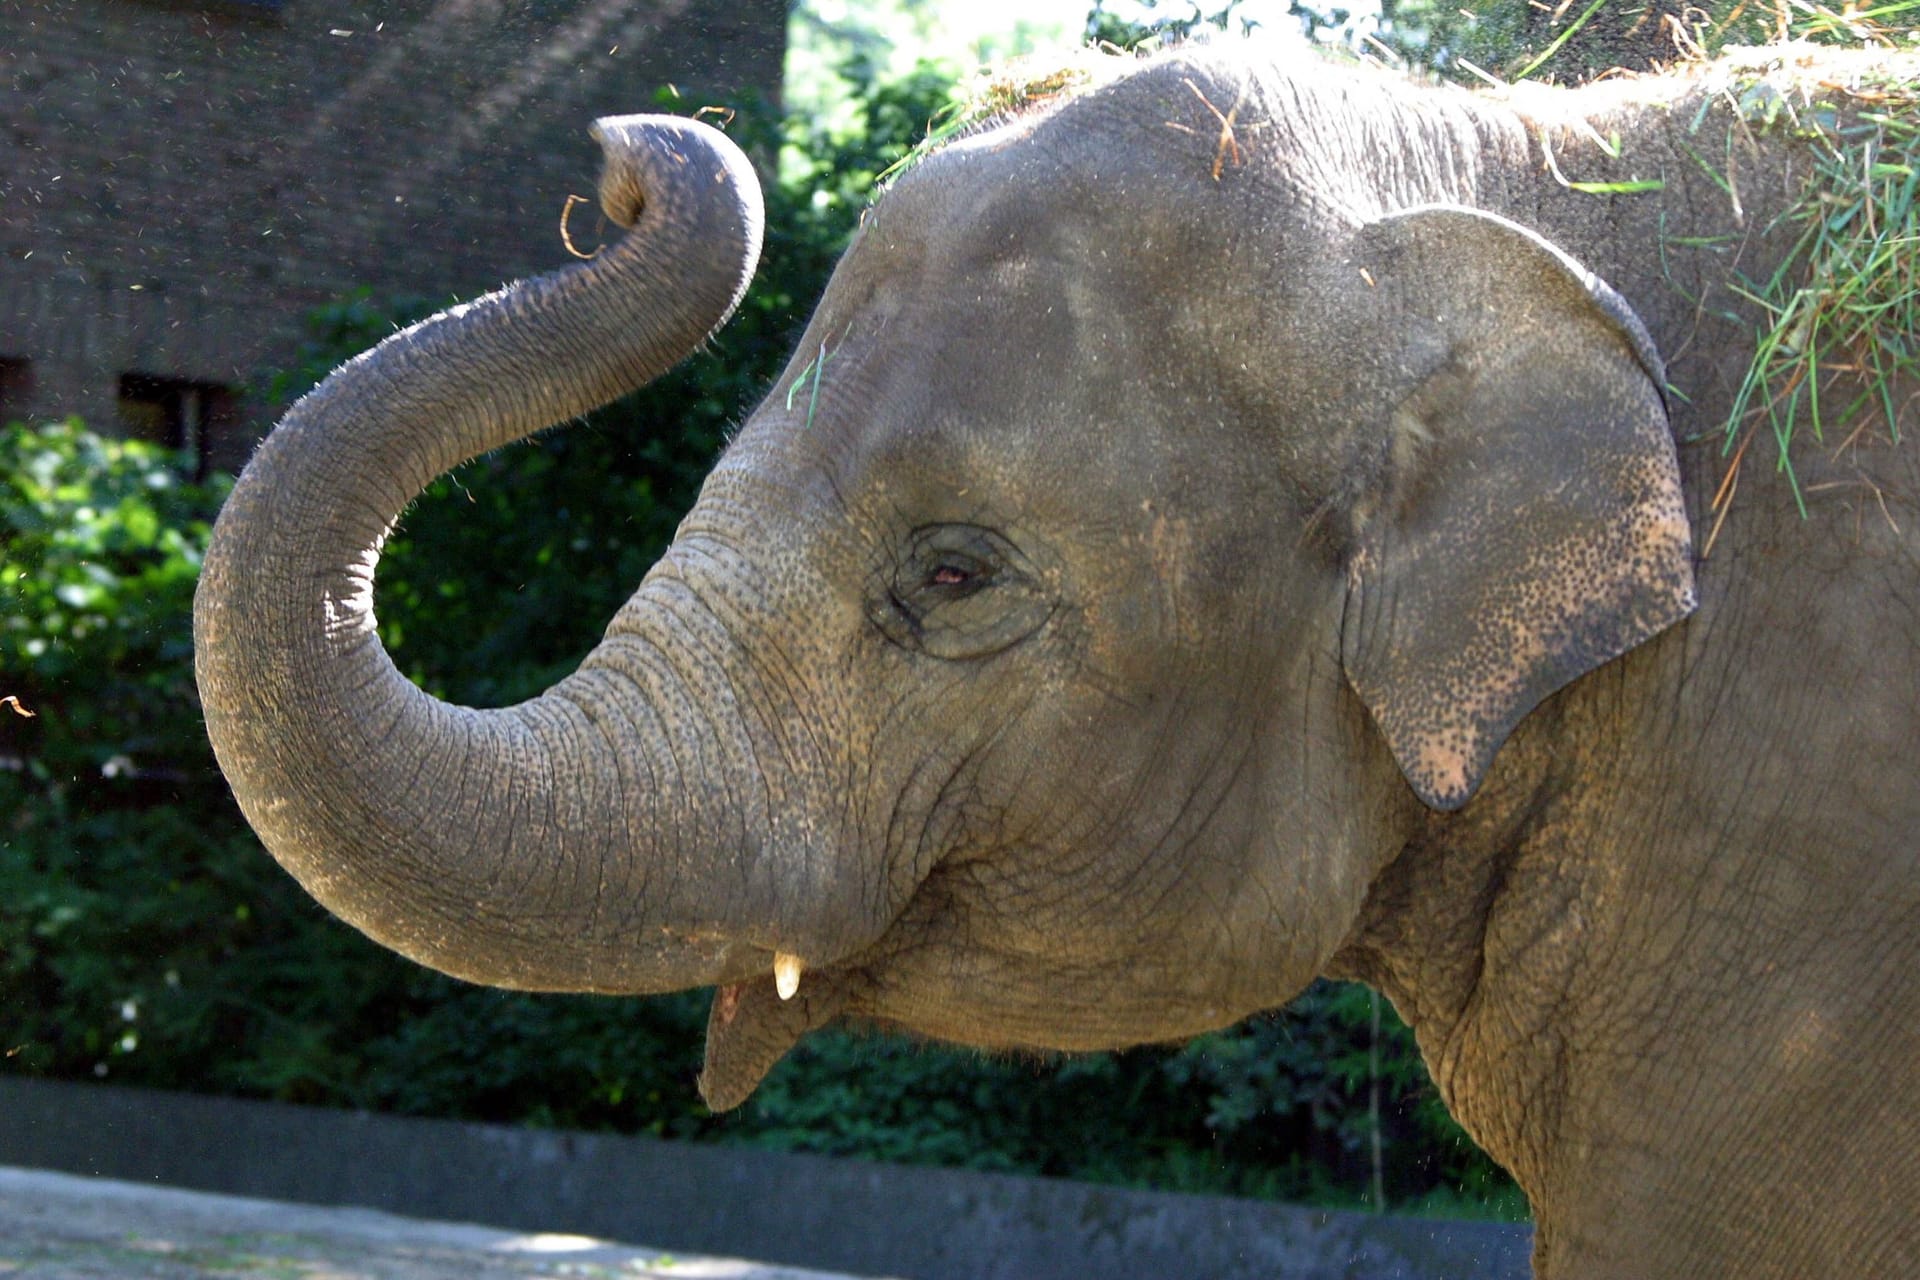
left=2, top=420, right=225, bottom=782
left=1, top=419, right=255, bottom=1082
left=1, top=50, right=1516, bottom=1218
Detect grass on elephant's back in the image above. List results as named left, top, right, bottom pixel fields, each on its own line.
left=1720, top=63, right=1920, bottom=517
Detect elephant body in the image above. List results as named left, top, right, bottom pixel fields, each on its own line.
left=196, top=42, right=1920, bottom=1278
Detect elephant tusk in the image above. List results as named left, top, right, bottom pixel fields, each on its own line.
left=773, top=952, right=804, bottom=1001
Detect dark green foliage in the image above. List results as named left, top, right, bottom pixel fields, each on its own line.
left=730, top=985, right=1521, bottom=1215
left=1, top=420, right=262, bottom=1084
left=0, top=422, right=716, bottom=1117
left=1, top=421, right=227, bottom=785
left=2, top=52, right=1518, bottom=1218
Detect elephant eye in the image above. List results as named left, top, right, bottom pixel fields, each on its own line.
left=930, top=563, right=980, bottom=589
left=869, top=524, right=1055, bottom=661
left=917, top=545, right=994, bottom=598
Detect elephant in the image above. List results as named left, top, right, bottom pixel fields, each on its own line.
left=195, top=40, right=1920, bottom=1278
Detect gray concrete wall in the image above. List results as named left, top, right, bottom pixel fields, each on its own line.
left=0, top=1077, right=1530, bottom=1280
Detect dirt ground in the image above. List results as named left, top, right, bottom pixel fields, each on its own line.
left=0, top=1166, right=879, bottom=1280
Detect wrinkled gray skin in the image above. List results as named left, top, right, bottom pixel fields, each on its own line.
left=196, top=45, right=1920, bottom=1278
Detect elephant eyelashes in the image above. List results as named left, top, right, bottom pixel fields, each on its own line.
left=871, top=524, right=1056, bottom=661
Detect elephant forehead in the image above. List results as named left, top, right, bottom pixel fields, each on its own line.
left=792, top=224, right=1131, bottom=444
left=725, top=83, right=1336, bottom=561
left=881, top=101, right=1236, bottom=275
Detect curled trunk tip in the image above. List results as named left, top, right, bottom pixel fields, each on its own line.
left=195, top=113, right=766, bottom=994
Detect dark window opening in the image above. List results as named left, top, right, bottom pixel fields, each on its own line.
left=0, top=357, right=33, bottom=424
left=203, top=0, right=286, bottom=16
left=118, top=372, right=235, bottom=480
left=127, top=0, right=285, bottom=16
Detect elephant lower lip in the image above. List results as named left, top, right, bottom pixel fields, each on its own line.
left=698, top=969, right=853, bottom=1111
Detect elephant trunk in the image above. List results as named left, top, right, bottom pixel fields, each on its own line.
left=194, top=116, right=771, bottom=993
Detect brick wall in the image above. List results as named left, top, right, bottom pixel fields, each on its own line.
left=0, top=0, right=787, bottom=469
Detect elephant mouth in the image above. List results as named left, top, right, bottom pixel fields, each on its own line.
left=697, top=776, right=969, bottom=1107
left=698, top=871, right=946, bottom=1109
left=699, top=962, right=862, bottom=1110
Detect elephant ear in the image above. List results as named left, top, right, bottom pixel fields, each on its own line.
left=1336, top=205, right=1696, bottom=812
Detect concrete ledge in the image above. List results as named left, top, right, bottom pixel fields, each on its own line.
left=0, top=1165, right=868, bottom=1280
left=0, top=1076, right=1530, bottom=1279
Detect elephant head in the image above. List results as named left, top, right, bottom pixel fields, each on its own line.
left=196, top=51, right=1694, bottom=1112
